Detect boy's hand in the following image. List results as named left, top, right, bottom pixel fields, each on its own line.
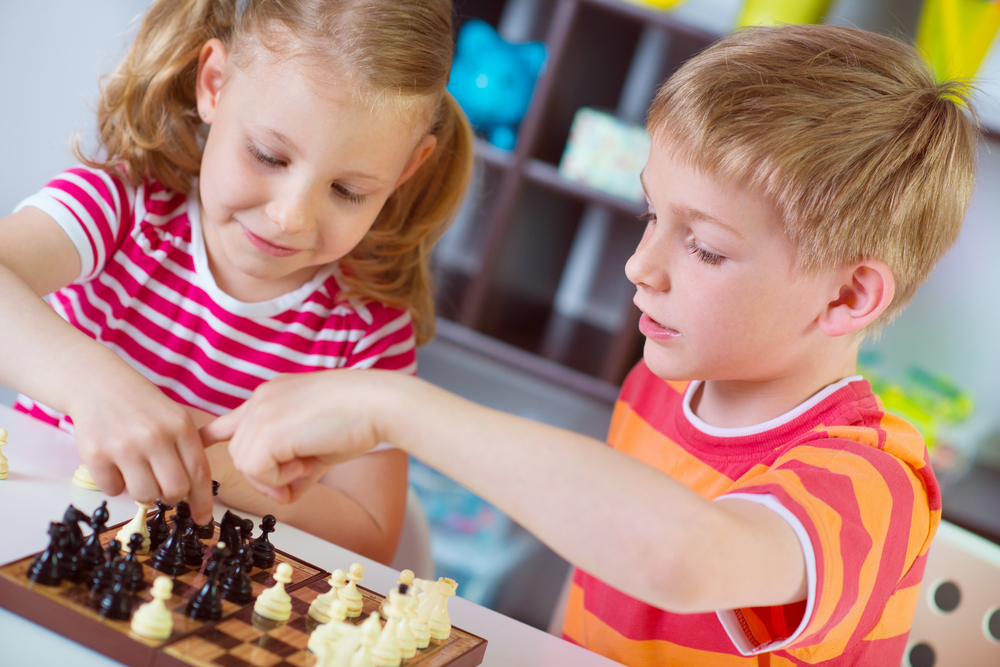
left=200, top=371, right=383, bottom=504
left=69, top=376, right=214, bottom=525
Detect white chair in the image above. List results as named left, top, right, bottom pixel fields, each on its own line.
left=391, top=486, right=435, bottom=580
left=903, top=520, right=1000, bottom=666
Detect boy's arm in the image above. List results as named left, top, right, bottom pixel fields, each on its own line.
left=205, top=370, right=808, bottom=614
left=0, top=208, right=215, bottom=524
left=186, top=405, right=407, bottom=565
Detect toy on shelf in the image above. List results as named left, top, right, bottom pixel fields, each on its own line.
left=624, top=0, right=687, bottom=9
left=737, top=0, right=834, bottom=26
left=447, top=19, right=546, bottom=151
left=558, top=107, right=650, bottom=203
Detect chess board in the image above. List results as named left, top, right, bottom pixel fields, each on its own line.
left=0, top=512, right=487, bottom=667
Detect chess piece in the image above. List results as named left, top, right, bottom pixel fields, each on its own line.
left=219, top=510, right=241, bottom=551
left=186, top=541, right=230, bottom=621
left=220, top=542, right=253, bottom=605
left=195, top=480, right=220, bottom=539
left=62, top=505, right=90, bottom=556
left=121, top=534, right=148, bottom=594
left=254, top=561, right=293, bottom=621
left=318, top=623, right=361, bottom=667
left=0, top=428, right=8, bottom=480
left=131, top=576, right=174, bottom=639
left=27, top=522, right=66, bottom=586
left=309, top=569, right=348, bottom=623
left=149, top=501, right=191, bottom=575
left=117, top=502, right=152, bottom=554
left=250, top=514, right=277, bottom=569
left=308, top=599, right=350, bottom=656
left=371, top=594, right=403, bottom=667
left=89, top=539, right=122, bottom=599
left=72, top=463, right=99, bottom=490
left=392, top=587, right=418, bottom=659
left=380, top=569, right=414, bottom=618
left=338, top=563, right=365, bottom=618
left=428, top=578, right=457, bottom=642
left=78, top=500, right=109, bottom=573
left=99, top=564, right=135, bottom=620
left=147, top=501, right=172, bottom=550
left=353, top=613, right=381, bottom=667
left=180, top=518, right=206, bottom=567
left=56, top=517, right=85, bottom=583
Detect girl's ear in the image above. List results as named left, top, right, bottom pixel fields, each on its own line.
left=819, top=259, right=895, bottom=337
left=196, top=39, right=229, bottom=125
left=392, top=134, right=438, bottom=190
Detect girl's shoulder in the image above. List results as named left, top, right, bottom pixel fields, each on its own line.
left=309, top=270, right=415, bottom=334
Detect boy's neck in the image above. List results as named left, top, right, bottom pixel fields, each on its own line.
left=689, top=349, right=860, bottom=429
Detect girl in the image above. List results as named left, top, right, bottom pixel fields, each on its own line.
left=0, top=0, right=473, bottom=563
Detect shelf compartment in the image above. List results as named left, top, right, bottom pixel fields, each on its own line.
left=522, top=158, right=647, bottom=217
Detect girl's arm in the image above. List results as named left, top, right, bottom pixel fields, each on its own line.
left=204, top=370, right=808, bottom=614
left=0, top=208, right=215, bottom=525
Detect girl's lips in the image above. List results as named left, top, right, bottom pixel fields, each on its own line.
left=241, top=225, right=300, bottom=257
left=639, top=312, right=680, bottom=340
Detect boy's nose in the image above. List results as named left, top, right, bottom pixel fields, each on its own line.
left=625, top=234, right=670, bottom=292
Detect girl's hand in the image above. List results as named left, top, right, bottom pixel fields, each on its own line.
left=69, top=375, right=215, bottom=526
left=200, top=371, right=384, bottom=504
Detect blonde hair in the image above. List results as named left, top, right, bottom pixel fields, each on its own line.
left=648, top=24, right=979, bottom=327
left=77, top=0, right=473, bottom=344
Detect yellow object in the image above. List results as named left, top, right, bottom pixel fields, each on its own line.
left=916, top=0, right=1000, bottom=82
left=625, top=0, right=687, bottom=10
left=738, top=0, right=834, bottom=25
left=72, top=463, right=99, bottom=490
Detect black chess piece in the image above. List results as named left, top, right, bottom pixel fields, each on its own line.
left=147, top=501, right=172, bottom=550
left=55, top=521, right=84, bottom=583
left=219, top=510, right=241, bottom=552
left=220, top=542, right=253, bottom=605
left=121, top=534, right=148, bottom=594
left=149, top=502, right=190, bottom=576
left=98, top=564, right=134, bottom=621
left=27, top=522, right=66, bottom=586
left=181, top=519, right=206, bottom=567
left=195, top=480, right=221, bottom=539
left=250, top=515, right=276, bottom=569
left=186, top=541, right=230, bottom=621
left=89, top=539, right=122, bottom=600
left=61, top=505, right=91, bottom=555
left=78, top=501, right=109, bottom=573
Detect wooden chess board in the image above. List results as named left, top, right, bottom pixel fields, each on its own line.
left=0, top=513, right=487, bottom=667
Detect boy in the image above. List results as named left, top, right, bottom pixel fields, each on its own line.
left=202, top=24, right=979, bottom=665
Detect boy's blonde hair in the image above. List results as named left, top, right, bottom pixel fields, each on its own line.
left=648, top=24, right=979, bottom=325
left=77, top=0, right=474, bottom=344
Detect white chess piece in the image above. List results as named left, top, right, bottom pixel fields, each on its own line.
left=370, top=596, right=402, bottom=667
left=72, top=463, right=99, bottom=491
left=0, top=428, right=8, bottom=480
left=409, top=578, right=434, bottom=649
left=130, top=576, right=173, bottom=639
left=254, top=562, right=293, bottom=621
left=117, top=502, right=153, bottom=553
left=338, top=562, right=365, bottom=618
left=380, top=569, right=414, bottom=616
left=309, top=569, right=348, bottom=623
left=428, top=578, right=457, bottom=642
left=391, top=589, right=417, bottom=659
left=308, top=599, right=350, bottom=657
left=351, top=614, right=378, bottom=667
left=316, top=623, right=361, bottom=667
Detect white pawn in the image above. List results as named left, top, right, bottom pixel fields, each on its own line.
left=254, top=562, right=293, bottom=621
left=72, top=463, right=99, bottom=491
left=409, top=578, right=435, bottom=649
left=370, top=598, right=402, bottom=667
left=338, top=563, right=365, bottom=618
left=428, top=578, right=457, bottom=642
left=321, top=623, right=362, bottom=667
left=381, top=569, right=413, bottom=616
left=308, top=599, right=349, bottom=657
left=117, top=501, right=153, bottom=553
left=351, top=617, right=378, bottom=667
left=391, top=589, right=417, bottom=659
left=130, top=576, right=173, bottom=639
left=309, top=569, right=348, bottom=623
left=0, top=428, right=8, bottom=480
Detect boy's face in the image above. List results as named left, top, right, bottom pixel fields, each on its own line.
left=627, top=137, right=836, bottom=383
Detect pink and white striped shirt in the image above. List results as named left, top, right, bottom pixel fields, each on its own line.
left=14, top=166, right=416, bottom=431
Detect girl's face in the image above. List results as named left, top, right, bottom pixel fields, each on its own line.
left=195, top=40, right=435, bottom=302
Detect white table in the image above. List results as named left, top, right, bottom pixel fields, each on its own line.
left=0, top=404, right=622, bottom=667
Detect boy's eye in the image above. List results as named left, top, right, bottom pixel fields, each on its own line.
left=248, top=144, right=286, bottom=168
left=686, top=238, right=725, bottom=265
left=638, top=211, right=656, bottom=225
left=333, top=183, right=367, bottom=205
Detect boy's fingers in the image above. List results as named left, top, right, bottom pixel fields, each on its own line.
left=177, top=432, right=215, bottom=525
left=199, top=405, right=245, bottom=446
left=243, top=474, right=292, bottom=504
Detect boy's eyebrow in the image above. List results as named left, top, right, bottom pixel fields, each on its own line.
left=638, top=171, right=745, bottom=240
left=256, top=125, right=388, bottom=184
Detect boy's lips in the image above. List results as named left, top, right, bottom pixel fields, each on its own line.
left=639, top=313, right=680, bottom=340
left=241, top=225, right=301, bottom=257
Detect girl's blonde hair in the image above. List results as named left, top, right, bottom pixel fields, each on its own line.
left=78, top=0, right=473, bottom=344
left=648, top=25, right=979, bottom=328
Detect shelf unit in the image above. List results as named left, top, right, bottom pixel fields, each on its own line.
left=433, top=0, right=718, bottom=389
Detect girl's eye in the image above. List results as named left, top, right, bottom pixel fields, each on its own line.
left=248, top=144, right=285, bottom=168
left=686, top=239, right=724, bottom=265
left=333, top=183, right=367, bottom=205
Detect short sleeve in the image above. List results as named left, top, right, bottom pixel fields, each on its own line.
left=713, top=438, right=935, bottom=660
left=342, top=303, right=417, bottom=374
left=13, top=166, right=134, bottom=282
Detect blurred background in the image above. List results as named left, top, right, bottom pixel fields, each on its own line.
left=2, top=0, right=999, bottom=634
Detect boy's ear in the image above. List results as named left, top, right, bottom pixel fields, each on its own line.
left=819, top=259, right=895, bottom=337
left=196, top=39, right=228, bottom=125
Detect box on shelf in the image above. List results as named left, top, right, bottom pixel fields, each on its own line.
left=558, top=107, right=650, bottom=203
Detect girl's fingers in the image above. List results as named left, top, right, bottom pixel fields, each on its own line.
left=176, top=430, right=215, bottom=525
left=87, top=456, right=126, bottom=497
left=200, top=405, right=244, bottom=446
left=117, top=458, right=163, bottom=506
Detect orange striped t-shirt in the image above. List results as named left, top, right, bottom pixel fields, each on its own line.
left=562, top=361, right=940, bottom=666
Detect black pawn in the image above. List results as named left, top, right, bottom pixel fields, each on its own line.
left=181, top=520, right=206, bottom=567
left=121, top=534, right=148, bottom=594
left=56, top=522, right=84, bottom=583
left=98, top=565, right=133, bottom=621
left=220, top=542, right=253, bottom=605
left=147, top=501, right=172, bottom=550
left=149, top=502, right=190, bottom=576
left=186, top=541, right=229, bottom=621
left=78, top=501, right=109, bottom=573
left=89, top=539, right=122, bottom=599
left=250, top=515, right=276, bottom=569
left=27, top=522, right=65, bottom=586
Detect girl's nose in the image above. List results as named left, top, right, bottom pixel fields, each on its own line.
left=265, top=185, right=315, bottom=235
